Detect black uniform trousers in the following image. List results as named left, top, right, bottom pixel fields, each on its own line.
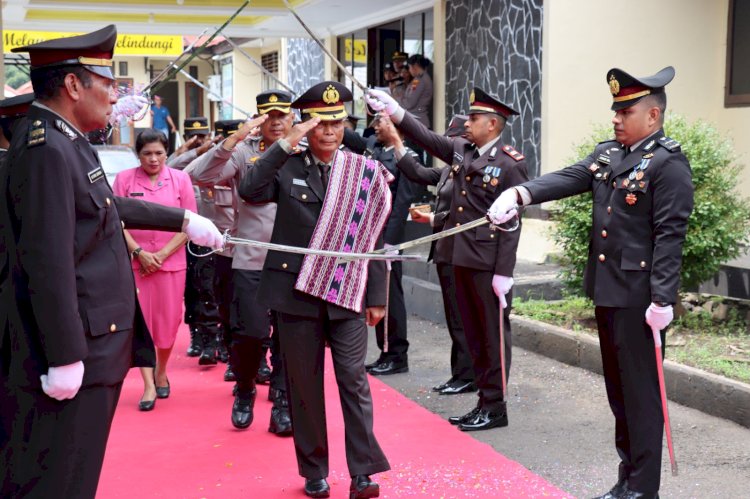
left=374, top=261, right=409, bottom=363
left=595, top=306, right=665, bottom=494
left=453, top=266, right=512, bottom=413
left=276, top=310, right=390, bottom=479
left=268, top=312, right=284, bottom=392
left=191, top=251, right=232, bottom=348
left=0, top=383, right=122, bottom=499
left=183, top=248, right=199, bottom=327
left=230, top=270, right=271, bottom=394
left=436, top=263, right=473, bottom=382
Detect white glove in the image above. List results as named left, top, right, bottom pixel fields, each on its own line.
left=364, top=89, right=401, bottom=116
left=492, top=275, right=514, bottom=308
left=109, top=95, right=150, bottom=125
left=40, top=361, right=85, bottom=400
left=645, top=302, right=674, bottom=332
left=488, top=189, right=519, bottom=225
left=184, top=211, right=224, bottom=249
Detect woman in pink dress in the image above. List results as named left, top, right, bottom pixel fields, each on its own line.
left=113, top=129, right=197, bottom=411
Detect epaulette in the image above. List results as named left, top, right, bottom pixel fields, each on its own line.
left=657, top=136, right=681, bottom=152
left=55, top=119, right=78, bottom=141
left=597, top=138, right=619, bottom=145
left=502, top=144, right=524, bottom=162
left=27, top=119, right=47, bottom=148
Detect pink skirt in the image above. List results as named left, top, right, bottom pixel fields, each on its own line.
left=134, top=270, right=186, bottom=349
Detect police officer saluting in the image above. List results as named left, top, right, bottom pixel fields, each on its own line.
left=0, top=26, right=222, bottom=498
left=489, top=67, right=693, bottom=499
left=366, top=87, right=529, bottom=431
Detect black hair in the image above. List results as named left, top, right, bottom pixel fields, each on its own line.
left=0, top=117, right=17, bottom=142
left=643, top=92, right=667, bottom=122
left=136, top=128, right=169, bottom=154
left=30, top=66, right=92, bottom=101
left=407, top=55, right=431, bottom=68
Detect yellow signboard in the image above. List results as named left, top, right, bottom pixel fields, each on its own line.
left=344, top=39, right=367, bottom=65
left=3, top=30, right=183, bottom=57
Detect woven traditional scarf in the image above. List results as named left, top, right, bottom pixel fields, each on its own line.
left=295, top=150, right=394, bottom=313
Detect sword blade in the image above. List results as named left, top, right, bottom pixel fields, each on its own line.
left=651, top=326, right=679, bottom=476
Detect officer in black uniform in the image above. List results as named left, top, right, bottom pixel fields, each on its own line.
left=239, top=81, right=390, bottom=499
left=489, top=66, right=693, bottom=499
left=0, top=26, right=222, bottom=498
left=366, top=87, right=529, bottom=432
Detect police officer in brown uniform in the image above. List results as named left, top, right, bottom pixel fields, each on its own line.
left=366, top=87, right=529, bottom=431
left=489, top=67, right=693, bottom=499
left=0, top=26, right=222, bottom=498
left=187, top=90, right=295, bottom=435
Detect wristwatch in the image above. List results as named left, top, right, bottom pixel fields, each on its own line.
left=131, top=247, right=143, bottom=259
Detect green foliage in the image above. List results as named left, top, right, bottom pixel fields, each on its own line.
left=3, top=65, right=30, bottom=90
left=549, top=115, right=750, bottom=294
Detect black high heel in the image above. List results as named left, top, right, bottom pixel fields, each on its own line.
left=138, top=397, right=156, bottom=411
left=155, top=378, right=170, bottom=399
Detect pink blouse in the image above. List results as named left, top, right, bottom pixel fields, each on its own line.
left=113, top=165, right=197, bottom=272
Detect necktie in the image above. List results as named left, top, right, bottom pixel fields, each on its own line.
left=624, top=146, right=631, bottom=156
left=318, top=162, right=331, bottom=190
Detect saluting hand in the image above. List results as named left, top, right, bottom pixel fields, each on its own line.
left=223, top=115, right=269, bottom=150
left=284, top=118, right=321, bottom=148
left=195, top=135, right=223, bottom=157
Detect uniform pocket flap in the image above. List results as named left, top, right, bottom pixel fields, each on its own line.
left=620, top=247, right=652, bottom=271
left=213, top=187, right=234, bottom=207
left=85, top=303, right=133, bottom=337
left=290, top=184, right=317, bottom=203
left=476, top=226, right=499, bottom=242
left=264, top=250, right=303, bottom=273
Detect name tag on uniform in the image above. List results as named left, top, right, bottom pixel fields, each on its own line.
left=88, top=167, right=105, bottom=183
left=292, top=178, right=309, bottom=187
left=129, top=192, right=144, bottom=197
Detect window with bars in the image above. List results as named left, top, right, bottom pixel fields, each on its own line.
left=261, top=51, right=279, bottom=91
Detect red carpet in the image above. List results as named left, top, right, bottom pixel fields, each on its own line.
left=98, top=325, right=571, bottom=498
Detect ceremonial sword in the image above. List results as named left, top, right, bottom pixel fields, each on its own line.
left=651, top=325, right=679, bottom=476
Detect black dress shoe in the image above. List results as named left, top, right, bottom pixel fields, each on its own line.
left=365, top=355, right=386, bottom=372
left=224, top=364, right=236, bottom=382
left=619, top=488, right=658, bottom=499
left=432, top=377, right=455, bottom=392
left=255, top=359, right=271, bottom=384
left=448, top=406, right=480, bottom=425
left=155, top=379, right=170, bottom=399
left=458, top=407, right=508, bottom=431
left=304, top=478, right=330, bottom=498
left=231, top=389, right=256, bottom=429
left=349, top=475, right=379, bottom=499
left=439, top=379, right=477, bottom=395
left=217, top=340, right=229, bottom=363
left=199, top=346, right=217, bottom=366
left=138, top=398, right=156, bottom=411
left=268, top=390, right=292, bottom=436
left=591, top=478, right=628, bottom=499
left=186, top=328, right=202, bottom=357
left=368, top=360, right=408, bottom=376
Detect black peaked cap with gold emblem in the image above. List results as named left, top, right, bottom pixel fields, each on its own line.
left=292, top=81, right=352, bottom=121
left=256, top=89, right=293, bottom=115
left=392, top=51, right=409, bottom=62
left=468, top=88, right=519, bottom=119
left=607, top=66, right=675, bottom=111
left=183, top=116, right=210, bottom=136
left=215, top=119, right=244, bottom=136
left=12, top=24, right=117, bottom=80
left=445, top=114, right=468, bottom=138
left=0, top=93, right=35, bottom=119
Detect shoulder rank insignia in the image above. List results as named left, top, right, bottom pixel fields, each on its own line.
left=598, top=138, right=619, bottom=146
left=27, top=119, right=47, bottom=148
left=502, top=144, right=524, bottom=161
left=643, top=139, right=656, bottom=152
left=658, top=136, right=681, bottom=152
left=55, top=119, right=78, bottom=141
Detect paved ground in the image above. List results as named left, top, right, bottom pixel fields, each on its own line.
left=367, top=316, right=750, bottom=499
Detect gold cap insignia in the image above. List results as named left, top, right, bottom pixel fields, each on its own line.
left=192, top=121, right=201, bottom=128
left=269, top=94, right=278, bottom=103
left=609, top=74, right=620, bottom=96
left=322, top=85, right=340, bottom=105
left=33, top=120, right=42, bottom=126
left=469, top=91, right=475, bottom=104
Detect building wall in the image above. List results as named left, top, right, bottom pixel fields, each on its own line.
left=445, top=0, right=543, bottom=177
left=232, top=45, right=265, bottom=119
left=542, top=0, right=750, bottom=193
left=285, top=38, right=325, bottom=96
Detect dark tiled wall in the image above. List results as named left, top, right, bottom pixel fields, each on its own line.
left=286, top=38, right=325, bottom=96
left=446, top=0, right=543, bottom=178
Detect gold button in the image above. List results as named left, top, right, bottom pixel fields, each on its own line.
left=301, top=194, right=307, bottom=200
left=607, top=206, right=612, bottom=214
left=465, top=176, right=471, bottom=181
left=455, top=223, right=461, bottom=227
left=601, top=229, right=607, bottom=238
left=612, top=181, right=616, bottom=188
left=461, top=190, right=466, bottom=196
left=598, top=254, right=606, bottom=262
left=457, top=206, right=464, bottom=213
left=282, top=263, right=288, bottom=269
left=640, top=261, right=647, bottom=268
left=105, top=197, right=111, bottom=206
left=490, top=234, right=495, bottom=239
left=109, top=323, right=116, bottom=332
left=121, top=221, right=125, bottom=229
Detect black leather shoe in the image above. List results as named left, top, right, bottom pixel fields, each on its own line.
left=448, top=406, right=480, bottom=425
left=199, top=346, right=217, bottom=366
left=349, top=475, right=379, bottom=499
left=231, top=389, right=256, bottom=429
left=439, top=379, right=477, bottom=395
left=138, top=398, right=156, bottom=411
left=186, top=328, right=202, bottom=357
left=255, top=359, right=271, bottom=384
left=368, top=360, right=408, bottom=376
left=268, top=390, right=292, bottom=436
left=155, top=379, right=170, bottom=399
left=217, top=340, right=229, bottom=363
left=591, top=478, right=628, bottom=499
left=432, top=377, right=455, bottom=392
left=619, top=488, right=658, bottom=499
left=365, top=355, right=385, bottom=372
left=458, top=407, right=508, bottom=431
left=304, top=478, right=330, bottom=498
left=224, top=364, right=236, bottom=382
